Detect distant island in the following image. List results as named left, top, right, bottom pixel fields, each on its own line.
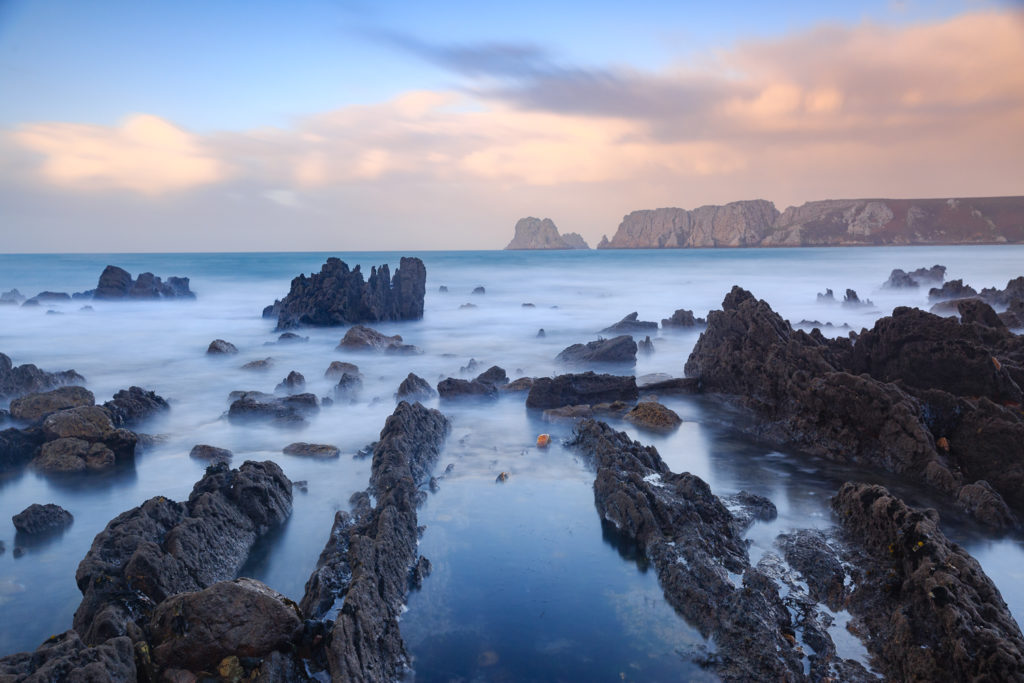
left=594, top=196, right=1024, bottom=248
left=504, top=217, right=590, bottom=250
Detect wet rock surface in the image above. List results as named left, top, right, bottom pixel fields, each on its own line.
left=32, top=405, right=137, bottom=473
left=437, top=377, right=497, bottom=401
left=684, top=286, right=1024, bottom=528
left=189, top=444, right=233, bottom=462
left=623, top=401, right=682, bottom=431
left=102, top=386, right=169, bottom=428
left=0, top=630, right=136, bottom=681
left=336, top=324, right=419, bottom=353
left=264, top=256, right=426, bottom=330
left=300, top=401, right=450, bottom=681
left=72, top=460, right=292, bottom=646
left=9, top=386, right=95, bottom=422
left=12, top=503, right=73, bottom=535
left=0, top=352, right=85, bottom=401
left=555, top=335, right=637, bottom=365
left=396, top=372, right=435, bottom=401
left=526, top=372, right=638, bottom=409
left=661, top=308, right=706, bottom=328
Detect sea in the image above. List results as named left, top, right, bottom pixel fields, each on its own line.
left=1, top=246, right=1022, bottom=680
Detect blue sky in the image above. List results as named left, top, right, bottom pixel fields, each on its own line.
left=0, top=0, right=1021, bottom=251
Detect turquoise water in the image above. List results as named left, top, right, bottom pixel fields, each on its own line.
left=0, top=246, right=1022, bottom=675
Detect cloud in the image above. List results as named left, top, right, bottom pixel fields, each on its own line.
left=12, top=114, right=228, bottom=195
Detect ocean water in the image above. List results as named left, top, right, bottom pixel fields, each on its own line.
left=0, top=247, right=1022, bottom=676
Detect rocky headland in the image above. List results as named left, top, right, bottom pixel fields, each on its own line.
left=504, top=217, right=590, bottom=250
left=597, top=196, right=1024, bottom=248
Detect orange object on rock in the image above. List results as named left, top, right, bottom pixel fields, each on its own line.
left=536, top=434, right=551, bottom=448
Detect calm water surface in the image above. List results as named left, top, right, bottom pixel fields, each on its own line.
left=0, top=247, right=1022, bottom=677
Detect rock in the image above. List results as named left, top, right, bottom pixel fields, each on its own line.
left=623, top=401, right=682, bottom=431
left=522, top=302, right=535, bottom=308
left=472, top=286, right=485, bottom=295
left=601, top=312, right=658, bottom=334
left=883, top=264, right=946, bottom=288
left=956, top=298, right=1004, bottom=328
left=600, top=200, right=779, bottom=248
left=149, top=578, right=303, bottom=672
left=555, top=335, right=637, bottom=365
left=816, top=288, right=835, bottom=303
left=299, top=402, right=450, bottom=681
left=396, top=373, right=435, bottom=401
left=495, top=471, right=510, bottom=483
left=501, top=377, right=534, bottom=393
left=955, top=480, right=1017, bottom=529
left=228, top=392, right=319, bottom=428
left=0, top=288, right=25, bottom=304
left=25, top=291, right=71, bottom=305
left=189, top=444, right=233, bottom=462
left=325, top=361, right=360, bottom=380
left=438, top=285, right=448, bottom=293
left=34, top=438, right=115, bottom=473
left=473, top=365, right=508, bottom=387
left=103, top=386, right=169, bottom=428
left=661, top=308, right=705, bottom=328
left=73, top=460, right=292, bottom=645
left=264, top=257, right=426, bottom=330
left=94, top=265, right=194, bottom=300
left=0, top=630, right=136, bottom=681
left=12, top=503, right=73, bottom=534
left=330, top=372, right=362, bottom=403
left=275, top=371, right=306, bottom=395
left=504, top=217, right=590, bottom=249
left=0, top=426, right=45, bottom=471
left=883, top=268, right=917, bottom=288
left=721, top=491, right=778, bottom=531
left=436, top=377, right=498, bottom=401
left=841, top=288, right=872, bottom=307
left=207, top=339, right=238, bottom=355
left=276, top=332, right=308, bottom=344
left=526, top=372, right=638, bottom=409
left=536, top=328, right=545, bottom=338
left=37, top=405, right=137, bottom=470
left=543, top=404, right=594, bottom=421
left=337, top=325, right=419, bottom=353
left=459, top=302, right=476, bottom=309
left=241, top=357, right=274, bottom=370
left=832, top=482, right=1024, bottom=681
left=283, top=442, right=340, bottom=458
left=635, top=377, right=700, bottom=395
left=460, top=358, right=479, bottom=374
left=638, top=335, right=654, bottom=354
left=0, top=352, right=85, bottom=400
left=929, top=278, right=978, bottom=302
left=9, top=386, right=95, bottom=422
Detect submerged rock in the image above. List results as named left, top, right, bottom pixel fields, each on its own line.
left=334, top=372, right=363, bottom=402
left=102, top=386, right=169, bottom=428
left=12, top=503, right=73, bottom=535
left=555, top=335, right=637, bottom=365
left=228, top=392, right=319, bottom=428
left=264, top=256, right=426, bottom=330
left=526, top=372, right=638, bottom=410
left=9, top=386, right=95, bottom=422
left=0, top=352, right=85, bottom=401
left=189, top=444, right=233, bottom=462
left=337, top=325, right=419, bottom=354
left=325, top=361, right=360, bottom=380
left=283, top=442, right=340, bottom=458
left=206, top=339, right=238, bottom=355
left=396, top=372, right=435, bottom=401
left=275, top=370, right=306, bottom=395
left=241, top=357, right=274, bottom=370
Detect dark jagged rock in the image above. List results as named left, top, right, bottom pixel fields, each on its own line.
left=883, top=264, right=946, bottom=289
left=149, top=578, right=303, bottom=672
left=841, top=288, right=872, bottom=307
left=436, top=377, right=498, bottom=401
left=526, top=372, right=638, bottom=409
left=832, top=483, right=1024, bottom=681
left=228, top=392, right=319, bottom=428
left=555, top=335, right=637, bottom=365
left=0, top=352, right=85, bottom=401
left=9, top=386, right=95, bottom=422
left=12, top=503, right=73, bottom=535
left=929, top=278, right=978, bottom=302
left=568, top=419, right=815, bottom=681
left=336, top=325, right=419, bottom=354
left=601, top=312, right=658, bottom=334
left=93, top=265, right=194, bottom=300
left=884, top=268, right=917, bottom=288
left=300, top=402, right=450, bottom=681
left=396, top=373, right=435, bottom=401
left=102, top=386, right=169, bottom=428
left=721, top=491, right=778, bottom=531
left=325, top=361, right=360, bottom=380
left=0, top=630, right=136, bottom=681
left=980, top=276, right=1024, bottom=308
left=684, top=286, right=1024, bottom=527
left=816, top=288, right=835, bottom=303
left=334, top=372, right=363, bottom=402
left=264, top=257, right=426, bottom=330
left=473, top=365, right=508, bottom=387
left=0, top=288, right=25, bottom=305
left=623, top=401, right=681, bottom=431
left=189, top=444, right=233, bottom=462
left=957, top=298, right=1004, bottom=328
left=638, top=335, right=654, bottom=354
left=73, top=460, right=292, bottom=646
left=0, top=426, right=45, bottom=471
left=206, top=339, right=238, bottom=355
left=661, top=308, right=706, bottom=328
left=283, top=442, right=340, bottom=459
left=275, top=371, right=306, bottom=395
left=501, top=377, right=534, bottom=393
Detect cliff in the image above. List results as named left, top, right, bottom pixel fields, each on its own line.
left=597, top=196, right=1024, bottom=248
left=505, top=217, right=590, bottom=250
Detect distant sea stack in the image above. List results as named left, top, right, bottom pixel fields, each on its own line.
left=596, top=196, right=1024, bottom=249
left=505, top=217, right=590, bottom=250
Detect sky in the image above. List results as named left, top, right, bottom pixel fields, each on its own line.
left=1, top=0, right=1022, bottom=252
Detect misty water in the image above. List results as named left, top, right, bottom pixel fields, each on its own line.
left=1, top=247, right=1023, bottom=678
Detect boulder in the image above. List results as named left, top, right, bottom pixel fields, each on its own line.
left=555, top=335, right=637, bottom=365
left=283, top=442, right=340, bottom=458
left=337, top=325, right=419, bottom=353
left=189, top=444, right=233, bottom=462
left=40, top=405, right=136, bottom=466
left=526, top=372, right=638, bottom=409
left=325, top=361, right=360, bottom=380
left=661, top=308, right=705, bottom=328
left=472, top=286, right=485, bottom=295
left=73, top=460, right=292, bottom=645
left=9, top=386, right=95, bottom=422
left=473, top=365, right=508, bottom=387
left=264, top=257, right=426, bottom=330
left=228, top=393, right=319, bottom=428
left=275, top=371, right=306, bottom=395
left=12, top=503, right=73, bottom=535
left=929, top=279, right=977, bottom=302
left=0, top=426, right=45, bottom=471
left=721, top=491, right=778, bottom=531
left=623, top=401, right=682, bottom=431
left=241, top=358, right=274, bottom=371
left=396, top=373, right=435, bottom=401
left=206, top=339, right=238, bottom=355
left=149, top=578, right=303, bottom=672
left=501, top=377, right=534, bottom=393
left=601, top=312, right=658, bottom=334
left=956, top=299, right=1004, bottom=328
left=34, top=438, right=115, bottom=473
left=103, top=386, right=169, bottom=428
left=0, top=352, right=85, bottom=401
left=437, top=377, right=498, bottom=401
left=334, top=372, right=363, bottom=402
left=93, top=265, right=195, bottom=300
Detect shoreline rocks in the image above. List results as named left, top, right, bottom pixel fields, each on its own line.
left=0, top=352, right=84, bottom=401
left=12, top=503, right=73, bottom=535
left=556, top=335, right=637, bottom=365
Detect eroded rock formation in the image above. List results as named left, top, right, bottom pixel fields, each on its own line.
left=504, top=217, right=590, bottom=249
